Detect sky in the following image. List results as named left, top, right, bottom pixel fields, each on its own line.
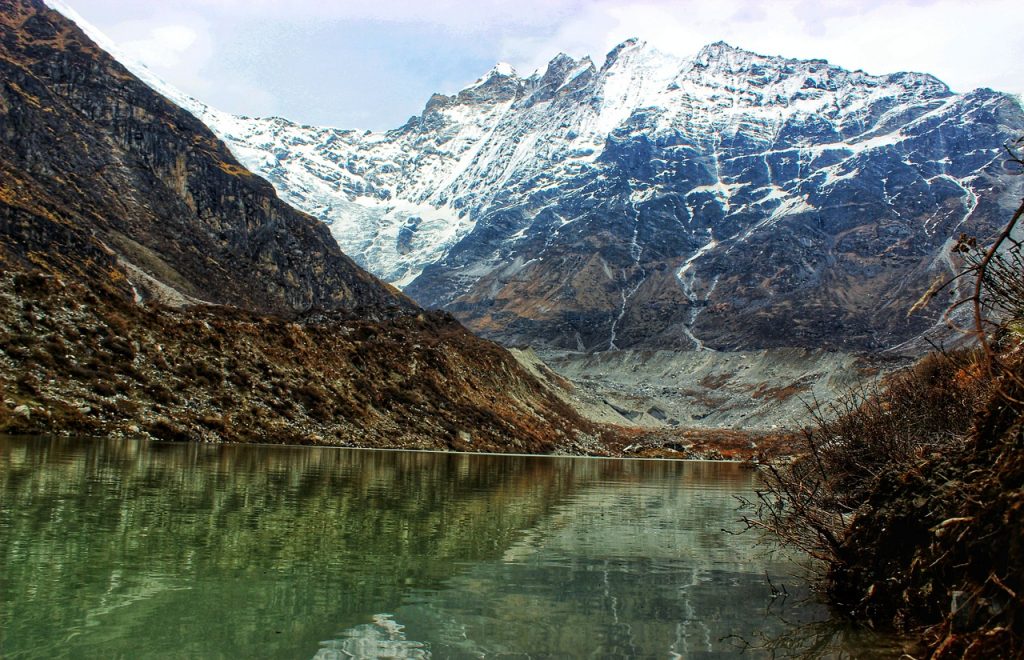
left=58, top=0, right=1024, bottom=131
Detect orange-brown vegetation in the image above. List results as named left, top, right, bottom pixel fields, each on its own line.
left=750, top=381, right=810, bottom=402
left=747, top=188, right=1024, bottom=658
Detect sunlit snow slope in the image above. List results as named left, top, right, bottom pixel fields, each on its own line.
left=51, top=2, right=1024, bottom=351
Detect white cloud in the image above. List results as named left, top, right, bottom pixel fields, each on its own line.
left=495, top=0, right=1024, bottom=97
left=119, top=24, right=200, bottom=68
left=58, top=0, right=1024, bottom=129
left=164, top=0, right=580, bottom=29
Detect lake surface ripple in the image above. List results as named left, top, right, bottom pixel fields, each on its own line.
left=0, top=437, right=899, bottom=658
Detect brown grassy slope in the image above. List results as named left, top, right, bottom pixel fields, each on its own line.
left=0, top=271, right=595, bottom=452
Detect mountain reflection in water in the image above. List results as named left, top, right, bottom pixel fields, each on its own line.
left=0, top=437, right=900, bottom=658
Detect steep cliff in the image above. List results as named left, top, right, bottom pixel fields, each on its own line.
left=0, top=0, right=411, bottom=316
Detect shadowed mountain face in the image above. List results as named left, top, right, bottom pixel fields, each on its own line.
left=0, top=0, right=411, bottom=317
left=0, top=0, right=591, bottom=450
left=175, top=39, right=1024, bottom=352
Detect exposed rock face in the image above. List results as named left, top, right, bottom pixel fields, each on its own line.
left=150, top=38, right=1024, bottom=352
left=0, top=0, right=411, bottom=317
left=0, top=0, right=595, bottom=452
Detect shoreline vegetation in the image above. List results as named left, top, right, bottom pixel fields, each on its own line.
left=748, top=181, right=1024, bottom=657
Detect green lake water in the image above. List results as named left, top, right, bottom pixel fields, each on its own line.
left=0, top=436, right=899, bottom=658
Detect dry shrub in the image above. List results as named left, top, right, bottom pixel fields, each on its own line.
left=746, top=140, right=1024, bottom=656
left=145, top=417, right=195, bottom=442
left=812, top=349, right=985, bottom=505
left=746, top=348, right=987, bottom=564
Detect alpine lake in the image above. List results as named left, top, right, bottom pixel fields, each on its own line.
left=0, top=436, right=904, bottom=658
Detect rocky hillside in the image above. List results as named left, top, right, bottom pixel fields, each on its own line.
left=0, top=272, right=591, bottom=452
left=0, top=0, right=597, bottom=452
left=1, top=0, right=411, bottom=317
left=117, top=34, right=1024, bottom=352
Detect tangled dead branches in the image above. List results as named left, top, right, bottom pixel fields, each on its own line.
left=742, top=137, right=1024, bottom=657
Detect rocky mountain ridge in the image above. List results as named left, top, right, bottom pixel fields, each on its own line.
left=50, top=3, right=1024, bottom=352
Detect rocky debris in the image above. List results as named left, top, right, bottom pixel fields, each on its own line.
left=600, top=426, right=800, bottom=462
left=0, top=271, right=591, bottom=453
left=510, top=347, right=905, bottom=432
left=0, top=271, right=786, bottom=459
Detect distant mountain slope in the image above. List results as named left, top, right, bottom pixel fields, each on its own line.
left=110, top=32, right=1023, bottom=352
left=0, top=0, right=593, bottom=452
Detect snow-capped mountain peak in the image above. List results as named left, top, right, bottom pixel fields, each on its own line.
left=43, top=3, right=1024, bottom=351
left=487, top=62, right=517, bottom=78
